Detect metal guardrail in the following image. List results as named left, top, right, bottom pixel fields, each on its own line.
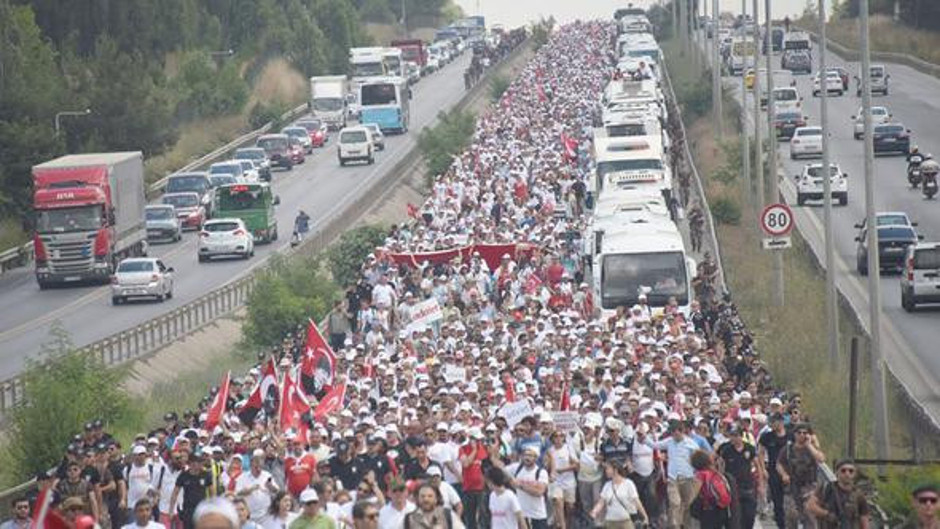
left=0, top=42, right=531, bottom=415
left=0, top=103, right=308, bottom=277
left=660, top=55, right=728, bottom=291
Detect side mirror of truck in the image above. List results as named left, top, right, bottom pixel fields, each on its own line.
left=844, top=172, right=849, bottom=178
left=273, top=195, right=281, bottom=206
left=166, top=267, right=175, bottom=273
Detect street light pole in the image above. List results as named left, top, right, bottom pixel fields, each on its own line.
left=818, top=0, right=840, bottom=367
left=740, top=0, right=750, bottom=191
left=764, top=0, right=774, bottom=200
left=713, top=0, right=723, bottom=138
left=54, top=109, right=92, bottom=136
left=859, top=0, right=891, bottom=464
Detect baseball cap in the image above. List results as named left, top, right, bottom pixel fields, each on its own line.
left=299, top=489, right=319, bottom=503
left=132, top=445, right=147, bottom=455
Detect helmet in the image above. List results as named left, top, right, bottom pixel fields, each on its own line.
left=927, top=153, right=935, bottom=160
left=911, top=145, right=920, bottom=153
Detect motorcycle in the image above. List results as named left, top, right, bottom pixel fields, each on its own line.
left=924, top=173, right=938, bottom=199
left=908, top=163, right=923, bottom=188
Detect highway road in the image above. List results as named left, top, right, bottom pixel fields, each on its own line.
left=0, top=53, right=471, bottom=380
left=700, top=32, right=940, bottom=422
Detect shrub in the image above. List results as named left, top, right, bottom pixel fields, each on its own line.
left=489, top=75, right=510, bottom=103
left=874, top=464, right=940, bottom=522
left=711, top=196, right=742, bottom=225
left=248, top=99, right=289, bottom=130
left=242, top=255, right=337, bottom=347
left=418, top=109, right=477, bottom=177
left=7, top=325, right=134, bottom=481
left=326, top=224, right=387, bottom=287
left=676, top=71, right=713, bottom=121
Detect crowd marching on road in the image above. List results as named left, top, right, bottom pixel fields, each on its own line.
left=464, top=29, right=527, bottom=91
left=9, top=16, right=940, bottom=529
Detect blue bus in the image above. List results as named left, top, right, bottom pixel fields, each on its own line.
left=358, top=77, right=410, bottom=134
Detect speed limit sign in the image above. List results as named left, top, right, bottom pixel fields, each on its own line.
left=760, top=203, right=794, bottom=237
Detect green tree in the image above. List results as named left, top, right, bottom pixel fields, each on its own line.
left=418, top=110, right=477, bottom=177
left=488, top=74, right=510, bottom=103
left=326, top=225, right=387, bottom=287
left=242, top=255, right=337, bottom=347
left=7, top=325, right=133, bottom=480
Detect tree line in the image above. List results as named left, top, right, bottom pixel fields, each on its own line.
left=835, top=0, right=940, bottom=28
left=0, top=0, right=454, bottom=234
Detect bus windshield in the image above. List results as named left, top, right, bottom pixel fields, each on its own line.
left=597, top=158, right=664, bottom=177
left=217, top=186, right=268, bottom=211
left=361, top=84, right=398, bottom=106
left=601, top=251, right=688, bottom=308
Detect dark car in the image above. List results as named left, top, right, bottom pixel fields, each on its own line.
left=774, top=111, right=806, bottom=140
left=256, top=133, right=293, bottom=170
left=781, top=50, right=812, bottom=74
left=233, top=147, right=272, bottom=181
left=165, top=172, right=212, bottom=218
left=872, top=123, right=911, bottom=155
left=856, top=225, right=921, bottom=275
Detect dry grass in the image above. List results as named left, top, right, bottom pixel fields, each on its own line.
left=663, top=40, right=923, bottom=462
left=800, top=14, right=940, bottom=66
left=249, top=57, right=308, bottom=108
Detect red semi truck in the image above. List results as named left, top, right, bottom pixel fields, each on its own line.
left=390, top=39, right=427, bottom=70
left=32, top=152, right=147, bottom=289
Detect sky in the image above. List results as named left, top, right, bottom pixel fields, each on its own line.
left=453, top=0, right=831, bottom=30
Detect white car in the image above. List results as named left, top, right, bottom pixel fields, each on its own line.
left=812, top=71, right=844, bottom=96
left=111, top=257, right=174, bottom=305
left=772, top=87, right=801, bottom=115
left=198, top=218, right=254, bottom=262
left=790, top=126, right=824, bottom=159
left=852, top=106, right=891, bottom=140
left=361, top=123, right=385, bottom=151
left=233, top=159, right=261, bottom=182
left=795, top=163, right=848, bottom=206
left=337, top=126, right=374, bottom=166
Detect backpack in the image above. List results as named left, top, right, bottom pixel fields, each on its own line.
left=690, top=470, right=732, bottom=518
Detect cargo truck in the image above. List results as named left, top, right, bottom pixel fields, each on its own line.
left=390, top=39, right=427, bottom=71
left=32, top=152, right=147, bottom=289
left=310, top=75, right=349, bottom=130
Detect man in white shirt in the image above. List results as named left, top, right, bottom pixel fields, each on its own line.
left=377, top=480, right=414, bottom=529
left=370, top=275, right=397, bottom=309
left=505, top=447, right=549, bottom=529
left=427, top=468, right=462, bottom=516
left=235, top=449, right=279, bottom=525
left=151, top=450, right=184, bottom=529
left=121, top=498, right=165, bottom=529
left=125, top=445, right=154, bottom=519
left=428, top=424, right=461, bottom=493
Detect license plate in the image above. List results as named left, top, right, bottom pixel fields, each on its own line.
left=64, top=276, right=80, bottom=282
left=883, top=138, right=896, bottom=142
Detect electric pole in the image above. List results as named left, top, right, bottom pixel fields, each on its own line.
left=860, top=0, right=891, bottom=464
left=764, top=0, right=774, bottom=202
left=818, top=0, right=840, bottom=366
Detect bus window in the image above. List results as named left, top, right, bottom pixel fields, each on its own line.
left=361, top=84, right=398, bottom=106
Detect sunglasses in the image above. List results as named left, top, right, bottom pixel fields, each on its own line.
left=839, top=468, right=856, bottom=475
left=917, top=496, right=939, bottom=505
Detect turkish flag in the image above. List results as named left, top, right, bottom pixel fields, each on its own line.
left=301, top=319, right=336, bottom=396
left=561, top=132, right=578, bottom=162
left=279, top=372, right=311, bottom=433
left=205, top=371, right=230, bottom=431
left=406, top=203, right=419, bottom=219
left=31, top=485, right=69, bottom=529
left=313, top=383, right=346, bottom=421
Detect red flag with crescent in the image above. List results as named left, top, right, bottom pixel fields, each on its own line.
left=314, top=383, right=347, bottom=421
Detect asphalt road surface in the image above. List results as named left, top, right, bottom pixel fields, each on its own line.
left=0, top=53, right=471, bottom=381
left=702, top=31, right=940, bottom=422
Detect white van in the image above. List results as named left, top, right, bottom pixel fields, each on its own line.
left=336, top=126, right=374, bottom=166
left=759, top=70, right=795, bottom=106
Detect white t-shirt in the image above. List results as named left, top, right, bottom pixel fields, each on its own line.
left=125, top=463, right=154, bottom=507
left=577, top=437, right=602, bottom=483
left=631, top=438, right=655, bottom=478
left=378, top=501, right=416, bottom=529
left=371, top=283, right=396, bottom=308
left=438, top=482, right=462, bottom=511
left=548, top=445, right=576, bottom=490
left=488, top=489, right=522, bottom=529
left=505, top=463, right=548, bottom=520
left=600, top=479, right=640, bottom=522
left=235, top=470, right=277, bottom=521
left=149, top=462, right=181, bottom=515
left=428, top=442, right=461, bottom=484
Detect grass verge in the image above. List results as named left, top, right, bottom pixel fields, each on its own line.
left=797, top=14, right=940, bottom=66
left=663, top=39, right=923, bottom=466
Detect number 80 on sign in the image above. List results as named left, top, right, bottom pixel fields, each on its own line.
left=760, top=203, right=794, bottom=237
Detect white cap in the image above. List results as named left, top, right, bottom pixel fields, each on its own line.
left=299, top=489, right=319, bottom=503
left=132, top=445, right=147, bottom=455
left=427, top=466, right=443, bottom=477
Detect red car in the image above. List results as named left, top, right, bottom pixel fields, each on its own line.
left=295, top=119, right=329, bottom=148
left=289, top=138, right=306, bottom=164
